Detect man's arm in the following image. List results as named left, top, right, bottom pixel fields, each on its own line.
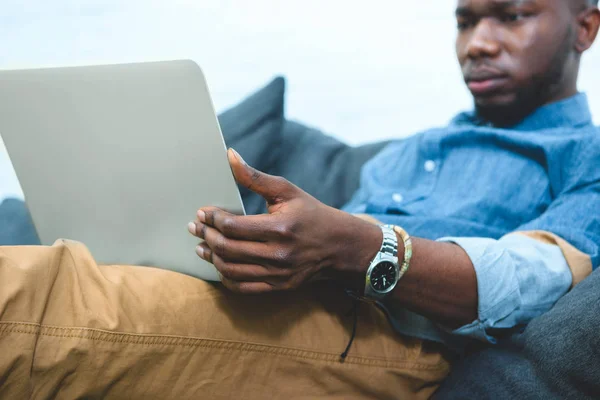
left=189, top=149, right=478, bottom=329
left=378, top=238, right=478, bottom=329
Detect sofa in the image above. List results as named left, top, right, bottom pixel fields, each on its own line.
left=1, top=78, right=598, bottom=399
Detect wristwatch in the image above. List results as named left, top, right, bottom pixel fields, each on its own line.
left=363, top=225, right=412, bottom=301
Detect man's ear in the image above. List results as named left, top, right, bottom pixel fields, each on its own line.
left=575, top=6, right=600, bottom=53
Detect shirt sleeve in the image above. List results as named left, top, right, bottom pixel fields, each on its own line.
left=439, top=180, right=600, bottom=343
left=438, top=234, right=571, bottom=343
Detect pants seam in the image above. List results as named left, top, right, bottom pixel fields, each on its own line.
left=0, top=321, right=447, bottom=370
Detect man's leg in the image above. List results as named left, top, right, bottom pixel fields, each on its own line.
left=0, top=240, right=450, bottom=400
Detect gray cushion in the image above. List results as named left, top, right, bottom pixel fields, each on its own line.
left=434, top=267, right=600, bottom=400
left=275, top=120, right=388, bottom=211
left=219, top=76, right=285, bottom=173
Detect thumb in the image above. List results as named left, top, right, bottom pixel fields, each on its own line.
left=228, top=148, right=297, bottom=203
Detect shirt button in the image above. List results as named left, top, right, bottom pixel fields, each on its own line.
left=392, top=193, right=404, bottom=203
left=424, top=160, right=437, bottom=172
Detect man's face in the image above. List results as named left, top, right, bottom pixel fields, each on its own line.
left=456, top=0, right=578, bottom=121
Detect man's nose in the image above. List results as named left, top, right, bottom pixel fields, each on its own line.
left=465, top=19, right=501, bottom=59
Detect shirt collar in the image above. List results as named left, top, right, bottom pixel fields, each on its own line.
left=453, top=93, right=593, bottom=131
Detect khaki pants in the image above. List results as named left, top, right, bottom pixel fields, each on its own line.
left=0, top=240, right=450, bottom=399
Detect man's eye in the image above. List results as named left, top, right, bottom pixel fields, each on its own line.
left=500, top=13, right=526, bottom=23
left=457, top=19, right=474, bottom=30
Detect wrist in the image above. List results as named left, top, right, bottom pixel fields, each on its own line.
left=332, top=220, right=409, bottom=293
left=330, top=215, right=383, bottom=279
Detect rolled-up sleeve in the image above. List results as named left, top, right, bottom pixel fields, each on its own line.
left=438, top=234, right=572, bottom=343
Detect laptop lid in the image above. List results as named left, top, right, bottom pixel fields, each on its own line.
left=0, top=60, right=244, bottom=281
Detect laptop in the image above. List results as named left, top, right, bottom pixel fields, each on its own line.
left=0, top=60, right=245, bottom=281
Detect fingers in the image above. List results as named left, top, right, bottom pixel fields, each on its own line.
left=194, top=207, right=279, bottom=242
left=196, top=243, right=280, bottom=295
left=196, top=243, right=289, bottom=281
left=227, top=148, right=299, bottom=204
left=191, top=220, right=274, bottom=265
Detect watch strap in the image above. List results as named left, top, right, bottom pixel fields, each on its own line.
left=380, top=225, right=398, bottom=258
left=392, top=225, right=413, bottom=282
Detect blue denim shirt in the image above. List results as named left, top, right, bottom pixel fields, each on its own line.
left=343, top=93, right=600, bottom=348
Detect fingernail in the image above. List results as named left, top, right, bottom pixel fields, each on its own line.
left=196, top=245, right=204, bottom=258
left=188, top=222, right=196, bottom=235
left=197, top=210, right=206, bottom=223
left=230, top=148, right=247, bottom=166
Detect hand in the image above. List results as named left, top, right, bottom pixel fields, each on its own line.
left=188, top=148, right=382, bottom=294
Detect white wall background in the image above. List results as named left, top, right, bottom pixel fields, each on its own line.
left=1, top=0, right=599, bottom=200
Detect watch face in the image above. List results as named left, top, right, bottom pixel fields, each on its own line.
left=370, top=261, right=397, bottom=292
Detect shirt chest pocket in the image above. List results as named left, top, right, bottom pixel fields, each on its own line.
left=363, top=145, right=442, bottom=215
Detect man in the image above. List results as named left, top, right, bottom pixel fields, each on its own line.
left=1, top=0, right=599, bottom=398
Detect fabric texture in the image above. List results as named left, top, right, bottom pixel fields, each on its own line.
left=343, top=93, right=600, bottom=347
left=344, top=94, right=599, bottom=262
left=434, top=267, right=600, bottom=400
left=0, top=240, right=450, bottom=400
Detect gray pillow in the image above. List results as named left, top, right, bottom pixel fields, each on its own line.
left=219, top=77, right=284, bottom=173
left=434, top=267, right=600, bottom=400
left=275, top=120, right=388, bottom=211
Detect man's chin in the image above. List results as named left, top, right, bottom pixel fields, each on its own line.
left=473, top=93, right=538, bottom=127
left=472, top=92, right=517, bottom=108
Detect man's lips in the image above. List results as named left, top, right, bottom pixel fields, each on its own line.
left=465, top=68, right=510, bottom=96
left=467, top=77, right=510, bottom=95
